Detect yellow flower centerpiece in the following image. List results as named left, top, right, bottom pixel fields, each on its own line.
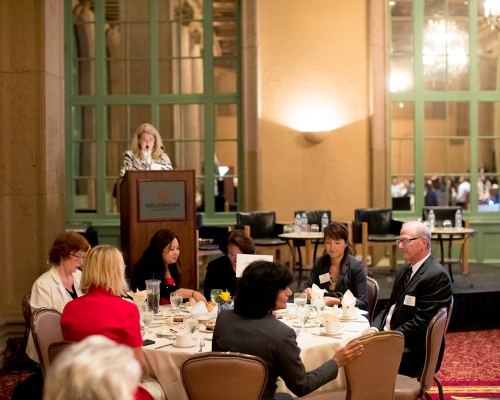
left=214, top=289, right=233, bottom=312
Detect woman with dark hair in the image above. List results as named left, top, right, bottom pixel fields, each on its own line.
left=303, top=222, right=368, bottom=309
left=131, top=229, right=206, bottom=304
left=203, top=229, right=255, bottom=298
left=213, top=260, right=363, bottom=400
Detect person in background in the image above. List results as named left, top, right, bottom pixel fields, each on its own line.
left=131, top=229, right=206, bottom=304
left=303, top=222, right=368, bottom=309
left=43, top=335, right=142, bottom=400
left=372, top=221, right=452, bottom=377
left=213, top=260, right=364, bottom=400
left=119, top=123, right=173, bottom=179
left=203, top=229, right=255, bottom=299
left=455, top=176, right=471, bottom=209
left=27, top=231, right=90, bottom=363
left=60, top=245, right=163, bottom=400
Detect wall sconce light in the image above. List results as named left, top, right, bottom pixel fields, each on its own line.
left=303, top=130, right=331, bottom=144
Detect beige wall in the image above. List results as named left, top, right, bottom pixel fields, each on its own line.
left=258, top=0, right=370, bottom=223
left=0, top=0, right=65, bottom=362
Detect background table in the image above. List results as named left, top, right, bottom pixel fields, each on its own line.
left=278, top=232, right=324, bottom=271
left=142, top=304, right=369, bottom=399
left=430, top=227, right=475, bottom=285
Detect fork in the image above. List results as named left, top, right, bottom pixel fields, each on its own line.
left=198, top=340, right=205, bottom=352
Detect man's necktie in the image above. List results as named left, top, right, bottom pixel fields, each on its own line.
left=391, top=266, right=412, bottom=304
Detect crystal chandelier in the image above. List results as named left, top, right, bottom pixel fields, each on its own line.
left=484, top=0, right=500, bottom=31
left=423, top=20, right=468, bottom=77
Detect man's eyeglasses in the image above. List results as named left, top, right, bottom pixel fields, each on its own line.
left=70, top=253, right=85, bottom=261
left=395, top=237, right=422, bottom=246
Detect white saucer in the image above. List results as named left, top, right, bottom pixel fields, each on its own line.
left=198, top=328, right=214, bottom=333
left=172, top=341, right=197, bottom=348
left=291, top=321, right=317, bottom=328
left=340, top=315, right=359, bottom=321
left=319, top=328, right=344, bottom=337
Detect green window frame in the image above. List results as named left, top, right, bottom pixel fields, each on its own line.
left=389, top=0, right=500, bottom=220
left=64, top=0, right=242, bottom=229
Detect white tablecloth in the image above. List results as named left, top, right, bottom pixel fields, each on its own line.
left=142, top=305, right=370, bottom=400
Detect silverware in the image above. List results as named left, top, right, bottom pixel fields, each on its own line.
left=170, top=328, right=178, bottom=333
left=155, top=343, right=173, bottom=349
left=198, top=341, right=205, bottom=352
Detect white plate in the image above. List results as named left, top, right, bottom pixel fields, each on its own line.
left=198, top=328, right=215, bottom=333
left=318, top=329, right=344, bottom=337
left=340, top=314, right=359, bottom=321
left=172, top=341, right=198, bottom=348
left=291, top=321, right=317, bottom=328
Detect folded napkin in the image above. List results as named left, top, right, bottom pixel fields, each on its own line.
left=127, top=289, right=147, bottom=303
left=341, top=290, right=356, bottom=318
left=321, top=305, right=341, bottom=322
left=311, top=284, right=325, bottom=300
left=187, top=301, right=218, bottom=319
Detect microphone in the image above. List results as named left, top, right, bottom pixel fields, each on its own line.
left=145, top=145, right=152, bottom=170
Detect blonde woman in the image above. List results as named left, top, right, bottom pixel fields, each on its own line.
left=43, top=335, right=142, bottom=400
left=119, top=123, right=173, bottom=179
left=60, top=245, right=163, bottom=400
left=27, top=231, right=90, bottom=363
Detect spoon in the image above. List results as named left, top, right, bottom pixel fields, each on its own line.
left=198, top=340, right=205, bottom=352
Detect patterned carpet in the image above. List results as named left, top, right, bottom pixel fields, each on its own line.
left=428, top=329, right=500, bottom=399
left=1, top=330, right=499, bottom=399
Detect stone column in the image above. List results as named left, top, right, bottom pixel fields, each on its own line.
left=0, top=0, right=65, bottom=367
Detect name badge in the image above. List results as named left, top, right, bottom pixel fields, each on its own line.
left=319, top=273, right=330, bottom=284
left=404, top=295, right=416, bottom=307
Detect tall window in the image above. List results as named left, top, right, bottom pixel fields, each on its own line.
left=65, top=0, right=241, bottom=224
left=389, top=0, right=500, bottom=216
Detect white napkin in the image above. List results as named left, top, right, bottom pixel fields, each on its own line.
left=311, top=284, right=325, bottom=300
left=321, top=305, right=341, bottom=322
left=187, top=301, right=218, bottom=319
left=127, top=289, right=147, bottom=302
left=341, top=289, right=356, bottom=318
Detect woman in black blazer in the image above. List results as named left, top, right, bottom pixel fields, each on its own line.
left=303, top=222, right=368, bottom=309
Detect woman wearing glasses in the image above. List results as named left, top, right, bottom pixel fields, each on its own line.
left=203, top=230, right=255, bottom=299
left=303, top=222, right=368, bottom=309
left=27, top=231, right=90, bottom=363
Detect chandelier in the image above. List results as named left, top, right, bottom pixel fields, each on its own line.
left=423, top=20, right=468, bottom=77
left=485, top=0, right=500, bottom=31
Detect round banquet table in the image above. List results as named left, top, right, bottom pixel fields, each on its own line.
left=142, top=304, right=370, bottom=400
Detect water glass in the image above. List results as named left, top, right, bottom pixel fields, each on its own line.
left=311, top=298, right=325, bottom=312
left=145, top=279, right=161, bottom=313
left=294, top=293, right=307, bottom=307
left=311, top=224, right=320, bottom=233
left=183, top=316, right=198, bottom=339
left=140, top=310, right=154, bottom=334
left=443, top=220, right=452, bottom=229
left=170, top=292, right=183, bottom=310
left=210, top=289, right=223, bottom=303
left=295, top=306, right=310, bottom=333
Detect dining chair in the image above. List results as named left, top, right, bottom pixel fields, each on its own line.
left=366, top=277, right=379, bottom=325
left=433, top=297, right=454, bottom=400
left=236, top=211, right=287, bottom=263
left=15, top=293, right=33, bottom=382
left=181, top=352, right=268, bottom=400
left=302, top=331, right=405, bottom=400
left=48, top=340, right=75, bottom=364
left=352, top=208, right=403, bottom=273
left=31, top=307, right=63, bottom=378
left=394, top=307, right=448, bottom=400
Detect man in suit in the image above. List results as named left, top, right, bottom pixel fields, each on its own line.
left=372, top=220, right=452, bottom=377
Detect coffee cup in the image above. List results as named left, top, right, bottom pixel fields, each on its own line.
left=325, top=321, right=343, bottom=334
left=175, top=331, right=192, bottom=346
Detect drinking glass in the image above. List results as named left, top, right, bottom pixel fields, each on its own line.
left=210, top=289, right=222, bottom=303
left=443, top=220, right=452, bottom=229
left=183, top=316, right=198, bottom=339
left=294, top=293, right=307, bottom=308
left=140, top=310, right=154, bottom=334
left=170, top=292, right=183, bottom=310
left=295, top=306, right=310, bottom=333
left=145, top=279, right=161, bottom=313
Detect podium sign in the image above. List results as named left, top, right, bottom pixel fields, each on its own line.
left=138, top=180, right=186, bottom=221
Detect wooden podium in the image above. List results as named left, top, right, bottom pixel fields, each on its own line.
left=120, top=170, right=197, bottom=289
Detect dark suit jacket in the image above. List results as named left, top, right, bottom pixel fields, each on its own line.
left=213, top=310, right=338, bottom=400
left=373, top=254, right=452, bottom=376
left=203, top=255, right=236, bottom=299
left=303, top=255, right=368, bottom=310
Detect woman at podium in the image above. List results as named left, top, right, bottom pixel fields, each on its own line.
left=119, top=123, right=173, bottom=179
left=131, top=229, right=207, bottom=304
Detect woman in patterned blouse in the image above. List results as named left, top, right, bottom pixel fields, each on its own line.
left=119, top=123, right=173, bottom=179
